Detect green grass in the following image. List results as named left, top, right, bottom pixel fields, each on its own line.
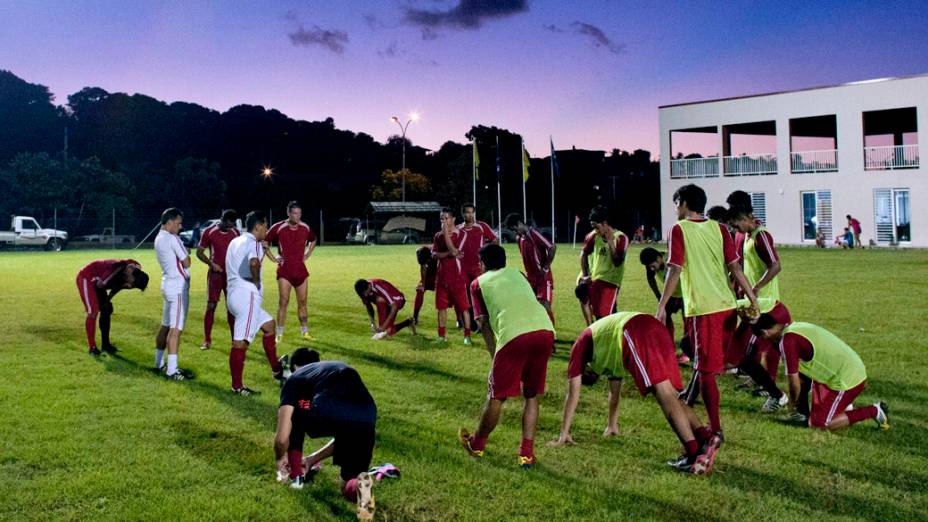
left=1, top=244, right=927, bottom=521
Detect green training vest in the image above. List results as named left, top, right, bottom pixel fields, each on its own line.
left=743, top=226, right=779, bottom=313
left=656, top=265, right=682, bottom=298
left=477, top=267, right=554, bottom=353
left=785, top=322, right=867, bottom=391
left=589, top=232, right=626, bottom=287
left=677, top=220, right=736, bottom=317
left=588, top=312, right=641, bottom=377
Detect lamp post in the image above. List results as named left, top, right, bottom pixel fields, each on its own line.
left=390, top=112, right=419, bottom=203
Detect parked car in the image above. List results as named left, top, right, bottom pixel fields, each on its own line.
left=344, top=216, right=423, bottom=245
left=0, top=216, right=68, bottom=251
left=78, top=227, right=135, bottom=244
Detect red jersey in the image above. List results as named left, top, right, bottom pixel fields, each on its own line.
left=367, top=278, right=405, bottom=305
left=198, top=224, right=239, bottom=269
left=456, top=221, right=497, bottom=270
left=421, top=257, right=438, bottom=290
left=781, top=332, right=814, bottom=376
left=432, top=229, right=466, bottom=284
left=78, top=259, right=141, bottom=287
left=266, top=220, right=317, bottom=275
left=517, top=227, right=553, bottom=279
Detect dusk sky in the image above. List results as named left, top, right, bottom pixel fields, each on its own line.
left=3, top=0, right=928, bottom=156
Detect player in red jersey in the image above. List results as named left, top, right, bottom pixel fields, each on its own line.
left=354, top=279, right=415, bottom=339
left=456, top=203, right=497, bottom=327
left=413, top=246, right=437, bottom=325
left=505, top=213, right=556, bottom=324
left=196, top=210, right=240, bottom=350
left=266, top=201, right=318, bottom=342
left=432, top=208, right=472, bottom=344
left=76, top=259, right=149, bottom=355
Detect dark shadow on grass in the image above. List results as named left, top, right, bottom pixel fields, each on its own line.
left=797, top=455, right=928, bottom=496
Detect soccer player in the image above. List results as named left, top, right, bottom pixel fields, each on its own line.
left=432, top=208, right=471, bottom=344
left=639, top=247, right=689, bottom=364
left=226, top=211, right=286, bottom=395
left=154, top=207, right=191, bottom=380
left=549, top=312, right=719, bottom=475
left=196, top=209, right=240, bottom=350
left=266, top=201, right=318, bottom=342
left=505, top=213, right=556, bottom=324
left=579, top=206, right=628, bottom=320
left=274, top=348, right=377, bottom=521
left=459, top=244, right=554, bottom=468
left=752, top=316, right=889, bottom=431
left=77, top=259, right=149, bottom=355
left=574, top=274, right=594, bottom=327
left=354, top=278, right=415, bottom=339
left=457, top=203, right=498, bottom=327
left=656, top=184, right=759, bottom=461
left=412, top=246, right=437, bottom=325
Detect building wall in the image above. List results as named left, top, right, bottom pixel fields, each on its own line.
left=659, top=76, right=927, bottom=247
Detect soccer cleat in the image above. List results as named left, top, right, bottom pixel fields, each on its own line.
left=786, top=410, right=809, bottom=424
left=232, top=386, right=258, bottom=396
left=666, top=454, right=694, bottom=473
left=518, top=455, right=536, bottom=469
left=434, top=336, right=448, bottom=344
left=752, top=387, right=770, bottom=398
left=463, top=337, right=473, bottom=346
left=165, top=371, right=186, bottom=381
left=275, top=354, right=291, bottom=382
left=692, top=433, right=723, bottom=476
left=874, top=401, right=890, bottom=430
left=762, top=393, right=789, bottom=413
left=289, top=475, right=305, bottom=490
left=301, top=331, right=316, bottom=341
left=458, top=428, right=484, bottom=458
left=200, top=341, right=211, bottom=351
left=355, top=472, right=375, bottom=522
left=88, top=347, right=102, bottom=356
left=371, top=331, right=388, bottom=341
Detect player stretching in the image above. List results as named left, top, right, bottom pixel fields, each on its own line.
left=196, top=209, right=239, bottom=350
left=77, top=259, right=149, bottom=355
left=412, top=246, right=437, bottom=325
left=226, top=211, right=286, bottom=395
left=432, top=208, right=472, bottom=344
left=354, top=278, right=415, bottom=339
left=275, top=348, right=377, bottom=521
left=154, top=208, right=191, bottom=380
left=459, top=244, right=554, bottom=468
left=640, top=247, right=690, bottom=364
left=266, top=201, right=318, bottom=342
left=580, top=206, right=628, bottom=320
left=505, top=213, right=556, bottom=324
left=656, top=184, right=759, bottom=468
left=457, top=203, right=497, bottom=327
left=753, top=316, right=889, bottom=431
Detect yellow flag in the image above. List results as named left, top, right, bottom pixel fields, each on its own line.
left=522, top=142, right=530, bottom=182
left=473, top=140, right=480, bottom=180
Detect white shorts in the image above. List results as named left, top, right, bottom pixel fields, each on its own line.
left=228, top=288, right=272, bottom=343
left=161, top=283, right=190, bottom=330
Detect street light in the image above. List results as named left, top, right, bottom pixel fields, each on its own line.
left=261, top=166, right=273, bottom=178
left=390, top=112, right=419, bottom=203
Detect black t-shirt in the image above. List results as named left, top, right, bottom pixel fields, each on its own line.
left=280, top=361, right=377, bottom=424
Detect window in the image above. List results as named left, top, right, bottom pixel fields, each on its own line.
left=21, top=219, right=38, bottom=230
left=874, top=188, right=911, bottom=243
left=749, top=192, right=766, bottom=225
left=801, top=190, right=832, bottom=241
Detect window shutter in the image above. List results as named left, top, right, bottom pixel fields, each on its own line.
left=750, top=192, right=766, bottom=225
left=816, top=190, right=832, bottom=241
left=873, top=188, right=894, bottom=243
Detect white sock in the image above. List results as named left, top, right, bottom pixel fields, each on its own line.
left=300, top=325, right=308, bottom=334
left=167, top=354, right=178, bottom=375
left=276, top=326, right=284, bottom=336
left=155, top=349, right=165, bottom=369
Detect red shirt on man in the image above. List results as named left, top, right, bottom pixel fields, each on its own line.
left=518, top=227, right=553, bottom=281
left=79, top=259, right=141, bottom=286
left=457, top=221, right=497, bottom=276
left=198, top=224, right=239, bottom=269
left=266, top=220, right=316, bottom=285
left=432, top=229, right=466, bottom=286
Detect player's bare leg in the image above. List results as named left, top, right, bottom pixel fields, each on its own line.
left=295, top=279, right=312, bottom=340
left=276, top=278, right=293, bottom=342
left=473, top=398, right=504, bottom=449
left=202, top=301, right=217, bottom=350
left=654, top=381, right=697, bottom=444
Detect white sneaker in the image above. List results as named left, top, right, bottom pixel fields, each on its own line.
left=355, top=472, right=375, bottom=521
left=289, top=475, right=305, bottom=490
left=371, top=331, right=388, bottom=340
left=762, top=393, right=788, bottom=413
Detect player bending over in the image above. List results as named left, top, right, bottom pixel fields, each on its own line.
left=412, top=246, right=437, bottom=325
left=77, top=259, right=149, bottom=355
left=639, top=247, right=690, bottom=364
left=354, top=279, right=415, bottom=340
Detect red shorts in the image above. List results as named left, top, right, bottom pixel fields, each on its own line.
left=726, top=301, right=791, bottom=367
left=435, top=278, right=469, bottom=312
left=810, top=380, right=866, bottom=428
left=207, top=270, right=228, bottom=303
left=375, top=299, right=406, bottom=335
left=76, top=273, right=100, bottom=316
left=685, top=308, right=737, bottom=374
left=622, top=315, right=684, bottom=395
left=488, top=329, right=554, bottom=400
left=277, top=262, right=308, bottom=288
left=589, top=279, right=618, bottom=319
left=527, top=271, right=554, bottom=304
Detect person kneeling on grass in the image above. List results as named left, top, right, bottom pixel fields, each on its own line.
left=275, top=348, right=377, bottom=521
left=549, top=312, right=721, bottom=475
left=752, top=315, right=889, bottom=431
left=354, top=279, right=415, bottom=340
left=459, top=244, right=555, bottom=469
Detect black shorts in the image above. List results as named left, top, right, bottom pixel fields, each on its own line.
left=291, top=411, right=376, bottom=481
left=666, top=297, right=684, bottom=315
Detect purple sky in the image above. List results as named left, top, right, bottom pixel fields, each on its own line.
left=2, top=1, right=927, bottom=157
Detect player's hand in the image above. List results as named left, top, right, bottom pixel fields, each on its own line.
left=275, top=457, right=289, bottom=482
left=655, top=306, right=667, bottom=324
left=603, top=226, right=614, bottom=241
left=602, top=425, right=621, bottom=438
left=547, top=433, right=576, bottom=447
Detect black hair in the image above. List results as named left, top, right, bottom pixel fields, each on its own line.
left=639, top=246, right=663, bottom=266
left=289, top=347, right=320, bottom=371
left=589, top=205, right=610, bottom=224
left=504, top=212, right=523, bottom=229
left=440, top=207, right=455, bottom=217
left=461, top=203, right=476, bottom=213
left=416, top=246, right=431, bottom=265
left=706, top=205, right=728, bottom=223
left=479, top=244, right=506, bottom=270
left=133, top=269, right=150, bottom=291
left=245, top=211, right=266, bottom=232
left=727, top=205, right=752, bottom=220
left=574, top=279, right=590, bottom=301
left=160, top=207, right=183, bottom=225
left=221, top=209, right=237, bottom=222
left=726, top=190, right=753, bottom=213
left=354, top=279, right=370, bottom=298
left=581, top=368, right=600, bottom=386
left=750, top=313, right=780, bottom=337
left=672, top=184, right=707, bottom=213
left=287, top=200, right=301, bottom=212
left=846, top=214, right=852, bottom=219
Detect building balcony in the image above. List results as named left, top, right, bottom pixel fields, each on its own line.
left=670, top=157, right=720, bottom=179
left=723, top=153, right=777, bottom=176
left=864, top=144, right=919, bottom=170
left=791, top=149, right=838, bottom=174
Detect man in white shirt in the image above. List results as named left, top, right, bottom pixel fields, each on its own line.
left=225, top=211, right=287, bottom=395
left=154, top=207, right=191, bottom=380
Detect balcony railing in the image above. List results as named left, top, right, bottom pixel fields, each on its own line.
left=723, top=153, right=777, bottom=176
left=864, top=144, right=919, bottom=170
left=791, top=149, right=838, bottom=173
left=670, top=157, right=719, bottom=179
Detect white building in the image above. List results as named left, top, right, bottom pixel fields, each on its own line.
left=659, top=74, right=925, bottom=247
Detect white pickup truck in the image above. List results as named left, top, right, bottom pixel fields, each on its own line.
left=0, top=216, right=69, bottom=251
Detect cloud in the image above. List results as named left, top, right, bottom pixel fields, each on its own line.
left=542, top=23, right=563, bottom=33
left=283, top=10, right=299, bottom=22
left=403, top=0, right=528, bottom=30
left=420, top=27, right=439, bottom=40
left=570, top=22, right=624, bottom=54
left=288, top=25, right=349, bottom=54
left=363, top=13, right=385, bottom=30
left=378, top=41, right=401, bottom=58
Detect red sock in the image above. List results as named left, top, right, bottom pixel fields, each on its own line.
left=263, top=334, right=281, bottom=373
left=227, top=311, right=235, bottom=338
left=203, top=307, right=214, bottom=344
left=684, top=439, right=699, bottom=458
left=694, top=426, right=712, bottom=444
left=519, top=438, right=534, bottom=457
left=464, top=327, right=471, bottom=338
left=342, top=478, right=358, bottom=501
left=413, top=288, right=425, bottom=321
left=846, top=405, right=877, bottom=425
left=85, top=314, right=97, bottom=349
left=230, top=348, right=246, bottom=389
left=287, top=449, right=302, bottom=479
left=471, top=434, right=488, bottom=451
left=438, top=326, right=446, bottom=338
left=700, top=373, right=722, bottom=433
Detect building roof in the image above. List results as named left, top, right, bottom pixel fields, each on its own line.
left=367, top=201, right=443, bottom=214
left=659, top=73, right=928, bottom=109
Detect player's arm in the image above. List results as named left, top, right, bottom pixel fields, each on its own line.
left=442, top=227, right=459, bottom=257
left=304, top=240, right=316, bottom=261
left=274, top=405, right=294, bottom=465
left=544, top=243, right=557, bottom=269
left=579, top=250, right=591, bottom=279
left=728, top=262, right=758, bottom=316
left=604, top=378, right=622, bottom=437
left=363, top=300, right=377, bottom=332
left=549, top=375, right=581, bottom=446
left=479, top=319, right=495, bottom=357
left=646, top=270, right=661, bottom=300
left=751, top=232, right=781, bottom=294
left=608, top=232, right=627, bottom=266
left=787, top=373, right=801, bottom=408
left=656, top=265, right=681, bottom=324
left=249, top=257, right=261, bottom=290
left=384, top=302, right=400, bottom=328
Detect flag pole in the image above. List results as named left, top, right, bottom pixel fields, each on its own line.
left=550, top=136, right=556, bottom=243
left=521, top=138, right=527, bottom=219
left=496, top=135, right=503, bottom=237
left=472, top=139, right=477, bottom=210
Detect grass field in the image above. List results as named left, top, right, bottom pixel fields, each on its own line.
left=1, top=244, right=927, bottom=521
